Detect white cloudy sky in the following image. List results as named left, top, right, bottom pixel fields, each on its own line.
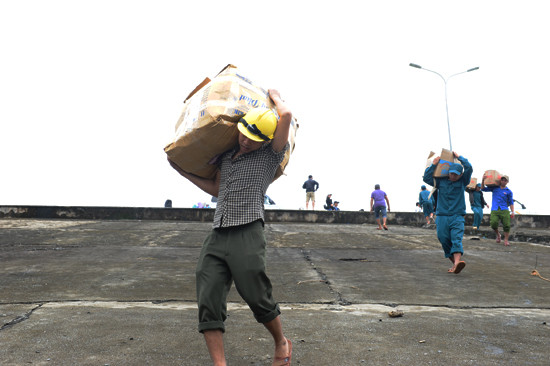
left=1, top=1, right=548, bottom=214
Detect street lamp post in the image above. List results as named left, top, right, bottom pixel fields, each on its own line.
left=409, top=63, right=479, bottom=151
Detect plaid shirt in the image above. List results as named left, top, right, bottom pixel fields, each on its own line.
left=213, top=142, right=288, bottom=228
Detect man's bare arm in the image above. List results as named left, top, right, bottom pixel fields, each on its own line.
left=168, top=159, right=220, bottom=197
left=268, top=89, right=292, bottom=153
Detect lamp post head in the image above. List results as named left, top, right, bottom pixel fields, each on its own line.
left=467, top=67, right=480, bottom=72
left=409, top=63, right=422, bottom=69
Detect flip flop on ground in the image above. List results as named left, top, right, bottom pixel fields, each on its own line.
left=272, top=338, right=292, bottom=366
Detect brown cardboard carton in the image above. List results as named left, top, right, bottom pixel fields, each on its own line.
left=425, top=151, right=436, bottom=171
left=483, top=170, right=502, bottom=186
left=164, top=64, right=298, bottom=180
left=466, top=177, right=478, bottom=191
left=425, top=148, right=460, bottom=177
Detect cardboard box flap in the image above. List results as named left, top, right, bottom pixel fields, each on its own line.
left=182, top=64, right=236, bottom=103
left=215, top=64, right=237, bottom=76
left=184, top=77, right=211, bottom=103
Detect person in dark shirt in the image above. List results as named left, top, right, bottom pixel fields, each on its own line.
left=419, top=185, right=435, bottom=225
left=302, top=175, right=319, bottom=210
left=467, top=183, right=489, bottom=230
left=324, top=194, right=334, bottom=210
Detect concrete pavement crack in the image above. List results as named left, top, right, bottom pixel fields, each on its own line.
left=0, top=303, right=43, bottom=331
left=300, top=249, right=352, bottom=306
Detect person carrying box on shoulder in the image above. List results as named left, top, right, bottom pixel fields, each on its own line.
left=423, top=151, right=473, bottom=274
left=169, top=89, right=293, bottom=366
left=481, top=174, right=514, bottom=246
left=467, top=183, right=489, bottom=230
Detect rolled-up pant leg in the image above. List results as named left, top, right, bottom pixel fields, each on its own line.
left=196, top=230, right=233, bottom=333
left=472, top=206, right=483, bottom=227
left=490, top=209, right=511, bottom=232
left=490, top=211, right=500, bottom=231
left=501, top=210, right=511, bottom=232
left=436, top=215, right=464, bottom=258
left=226, top=221, right=280, bottom=324
left=196, top=221, right=281, bottom=334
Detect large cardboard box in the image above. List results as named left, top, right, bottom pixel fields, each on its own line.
left=466, top=177, right=478, bottom=191
left=164, top=64, right=298, bottom=180
left=425, top=148, right=459, bottom=177
left=483, top=170, right=502, bottom=186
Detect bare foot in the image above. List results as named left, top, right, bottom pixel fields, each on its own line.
left=496, top=233, right=501, bottom=243
left=504, top=241, right=510, bottom=246
left=448, top=259, right=457, bottom=273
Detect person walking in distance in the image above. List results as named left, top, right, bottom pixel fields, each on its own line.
left=419, top=185, right=435, bottom=225
left=302, top=175, right=319, bottom=210
left=423, top=151, right=473, bottom=274
left=169, top=89, right=293, bottom=366
left=370, top=184, right=390, bottom=230
left=468, top=183, right=489, bottom=230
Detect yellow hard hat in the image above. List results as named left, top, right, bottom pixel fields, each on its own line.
left=238, top=107, right=278, bottom=142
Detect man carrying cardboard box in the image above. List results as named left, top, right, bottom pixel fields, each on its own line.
left=423, top=151, right=473, bottom=274
left=467, top=183, right=489, bottom=230
left=481, top=174, right=514, bottom=246
left=169, top=89, right=293, bottom=366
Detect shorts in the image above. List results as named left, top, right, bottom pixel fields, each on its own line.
left=374, top=206, right=387, bottom=219
left=306, top=191, right=315, bottom=202
left=195, top=220, right=280, bottom=333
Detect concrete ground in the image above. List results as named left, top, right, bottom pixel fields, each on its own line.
left=1, top=218, right=550, bottom=366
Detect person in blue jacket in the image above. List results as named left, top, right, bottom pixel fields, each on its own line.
left=467, top=183, right=489, bottom=230
left=423, top=151, right=473, bottom=274
left=481, top=175, right=514, bottom=246
left=419, top=185, right=435, bottom=225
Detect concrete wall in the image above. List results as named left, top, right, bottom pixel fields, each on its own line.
left=1, top=205, right=549, bottom=229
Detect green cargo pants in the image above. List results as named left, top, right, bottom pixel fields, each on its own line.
left=490, top=209, right=511, bottom=232
left=195, top=220, right=280, bottom=333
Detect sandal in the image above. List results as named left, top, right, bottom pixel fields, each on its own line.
left=272, top=338, right=292, bottom=366
left=454, top=261, right=466, bottom=274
